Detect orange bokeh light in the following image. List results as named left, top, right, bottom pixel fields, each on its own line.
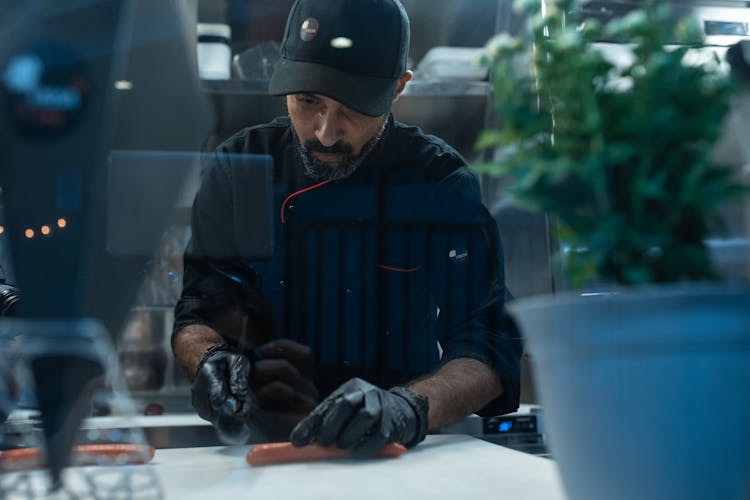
left=0, top=226, right=4, bottom=235
left=25, top=229, right=35, bottom=238
left=41, top=225, right=51, bottom=235
left=57, top=218, right=67, bottom=228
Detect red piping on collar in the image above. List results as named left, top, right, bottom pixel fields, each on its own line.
left=280, top=179, right=334, bottom=223
left=379, top=264, right=423, bottom=273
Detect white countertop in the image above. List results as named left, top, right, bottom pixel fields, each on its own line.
left=0, top=435, right=565, bottom=499
left=153, top=435, right=566, bottom=500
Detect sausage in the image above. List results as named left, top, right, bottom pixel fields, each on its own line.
left=0, top=447, right=41, bottom=470
left=246, top=441, right=406, bottom=466
left=0, top=444, right=156, bottom=471
left=72, top=444, right=156, bottom=466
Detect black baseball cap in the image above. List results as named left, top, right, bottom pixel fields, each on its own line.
left=269, top=0, right=410, bottom=117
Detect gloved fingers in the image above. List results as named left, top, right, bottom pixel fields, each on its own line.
left=351, top=423, right=390, bottom=460
left=290, top=379, right=374, bottom=446
left=338, top=388, right=382, bottom=449
left=227, top=354, right=251, bottom=405
left=252, top=358, right=319, bottom=400
left=202, top=360, right=232, bottom=413
left=218, top=397, right=241, bottom=417
left=327, top=377, right=366, bottom=398
left=289, top=397, right=334, bottom=447
left=353, top=391, right=397, bottom=458
left=255, top=380, right=319, bottom=413
left=318, top=390, right=364, bottom=446
left=259, top=339, right=314, bottom=377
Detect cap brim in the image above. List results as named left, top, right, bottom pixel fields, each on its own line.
left=269, top=59, right=399, bottom=117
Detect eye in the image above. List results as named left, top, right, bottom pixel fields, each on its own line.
left=297, top=94, right=319, bottom=106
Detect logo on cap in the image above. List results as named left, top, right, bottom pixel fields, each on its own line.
left=448, top=248, right=469, bottom=263
left=300, top=18, right=319, bottom=42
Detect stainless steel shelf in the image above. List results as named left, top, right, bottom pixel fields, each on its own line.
left=200, top=78, right=491, bottom=96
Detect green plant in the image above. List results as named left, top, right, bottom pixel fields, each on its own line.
left=477, top=0, right=746, bottom=287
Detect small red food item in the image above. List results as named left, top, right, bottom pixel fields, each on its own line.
left=246, top=441, right=406, bottom=466
left=0, top=444, right=155, bottom=470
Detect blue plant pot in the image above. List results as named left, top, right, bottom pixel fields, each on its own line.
left=509, top=284, right=750, bottom=500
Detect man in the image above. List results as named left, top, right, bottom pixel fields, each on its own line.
left=172, top=0, right=521, bottom=457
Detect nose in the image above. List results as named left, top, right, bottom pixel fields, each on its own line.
left=314, top=107, right=344, bottom=147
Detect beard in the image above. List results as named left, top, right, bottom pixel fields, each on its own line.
left=293, top=118, right=387, bottom=182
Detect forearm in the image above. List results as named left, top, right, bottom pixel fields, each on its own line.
left=407, top=358, right=503, bottom=429
left=172, top=302, right=264, bottom=380
left=172, top=324, right=223, bottom=380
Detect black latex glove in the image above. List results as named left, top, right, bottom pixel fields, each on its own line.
left=191, top=343, right=256, bottom=445
left=290, top=378, right=428, bottom=458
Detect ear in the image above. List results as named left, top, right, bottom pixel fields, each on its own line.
left=393, top=71, right=413, bottom=101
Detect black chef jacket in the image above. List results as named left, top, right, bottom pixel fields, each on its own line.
left=173, top=115, right=522, bottom=416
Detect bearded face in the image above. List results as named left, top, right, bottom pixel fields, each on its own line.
left=293, top=126, right=385, bottom=181
left=286, top=93, right=388, bottom=182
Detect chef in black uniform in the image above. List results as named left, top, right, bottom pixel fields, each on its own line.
left=172, top=0, right=521, bottom=456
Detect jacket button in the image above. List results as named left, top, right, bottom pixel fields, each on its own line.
left=280, top=280, right=286, bottom=288
left=345, top=288, right=353, bottom=297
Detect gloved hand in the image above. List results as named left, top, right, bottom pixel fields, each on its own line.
left=290, top=378, right=428, bottom=458
left=191, top=343, right=256, bottom=445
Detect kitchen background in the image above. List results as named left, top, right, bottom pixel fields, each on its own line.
left=0, top=0, right=748, bottom=412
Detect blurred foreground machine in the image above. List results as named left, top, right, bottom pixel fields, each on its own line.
left=0, top=0, right=211, bottom=488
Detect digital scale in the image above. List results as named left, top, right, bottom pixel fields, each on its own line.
left=438, top=404, right=548, bottom=457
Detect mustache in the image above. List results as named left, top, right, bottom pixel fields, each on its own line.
left=302, top=139, right=354, bottom=156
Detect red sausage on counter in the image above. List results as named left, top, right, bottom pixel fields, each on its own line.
left=246, top=442, right=407, bottom=466
left=0, top=444, right=156, bottom=470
